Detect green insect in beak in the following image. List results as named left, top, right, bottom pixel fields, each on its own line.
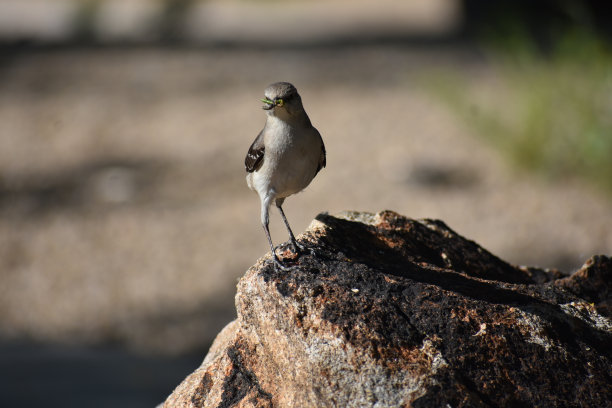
left=261, top=97, right=284, bottom=110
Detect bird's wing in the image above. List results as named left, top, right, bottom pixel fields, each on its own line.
left=316, top=130, right=326, bottom=175
left=245, top=129, right=265, bottom=173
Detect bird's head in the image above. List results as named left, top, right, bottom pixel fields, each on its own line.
left=261, top=82, right=304, bottom=119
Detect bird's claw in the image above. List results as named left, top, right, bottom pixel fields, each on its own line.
left=271, top=252, right=296, bottom=271
left=270, top=240, right=315, bottom=271
left=292, top=240, right=317, bottom=258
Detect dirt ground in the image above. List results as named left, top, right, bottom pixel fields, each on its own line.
left=0, top=46, right=611, bottom=355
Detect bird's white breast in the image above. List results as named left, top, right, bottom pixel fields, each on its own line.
left=250, top=116, right=321, bottom=200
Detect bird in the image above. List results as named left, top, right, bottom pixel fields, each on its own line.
left=245, top=82, right=326, bottom=268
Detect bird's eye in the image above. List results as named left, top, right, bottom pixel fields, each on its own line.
left=275, top=99, right=284, bottom=107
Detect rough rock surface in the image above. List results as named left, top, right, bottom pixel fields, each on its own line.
left=163, top=210, right=612, bottom=408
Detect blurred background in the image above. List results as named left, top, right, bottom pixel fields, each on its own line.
left=1, top=0, right=611, bottom=406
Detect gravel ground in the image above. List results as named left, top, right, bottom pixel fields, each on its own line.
left=0, top=45, right=611, bottom=356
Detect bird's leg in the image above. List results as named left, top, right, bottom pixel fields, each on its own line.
left=262, top=196, right=292, bottom=270
left=275, top=200, right=301, bottom=253
left=276, top=200, right=313, bottom=257
left=262, top=222, right=290, bottom=270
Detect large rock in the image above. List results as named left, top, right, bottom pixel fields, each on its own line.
left=163, top=211, right=612, bottom=408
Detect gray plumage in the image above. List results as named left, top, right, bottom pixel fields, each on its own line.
left=245, top=82, right=326, bottom=267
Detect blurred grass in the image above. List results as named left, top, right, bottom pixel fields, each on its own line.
left=427, top=30, right=612, bottom=195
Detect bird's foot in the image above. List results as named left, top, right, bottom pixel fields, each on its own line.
left=291, top=240, right=317, bottom=258
left=269, top=241, right=314, bottom=271
left=271, top=253, right=294, bottom=271
left=291, top=240, right=305, bottom=254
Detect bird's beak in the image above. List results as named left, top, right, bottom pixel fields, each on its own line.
left=261, top=97, right=274, bottom=110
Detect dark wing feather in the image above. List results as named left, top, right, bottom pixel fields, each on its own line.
left=245, top=130, right=265, bottom=173
left=316, top=130, right=326, bottom=175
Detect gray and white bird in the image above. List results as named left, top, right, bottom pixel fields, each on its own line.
left=245, top=82, right=326, bottom=267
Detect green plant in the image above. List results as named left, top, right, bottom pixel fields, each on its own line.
left=427, top=31, right=612, bottom=195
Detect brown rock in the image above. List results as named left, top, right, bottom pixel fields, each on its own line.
left=163, top=211, right=612, bottom=408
